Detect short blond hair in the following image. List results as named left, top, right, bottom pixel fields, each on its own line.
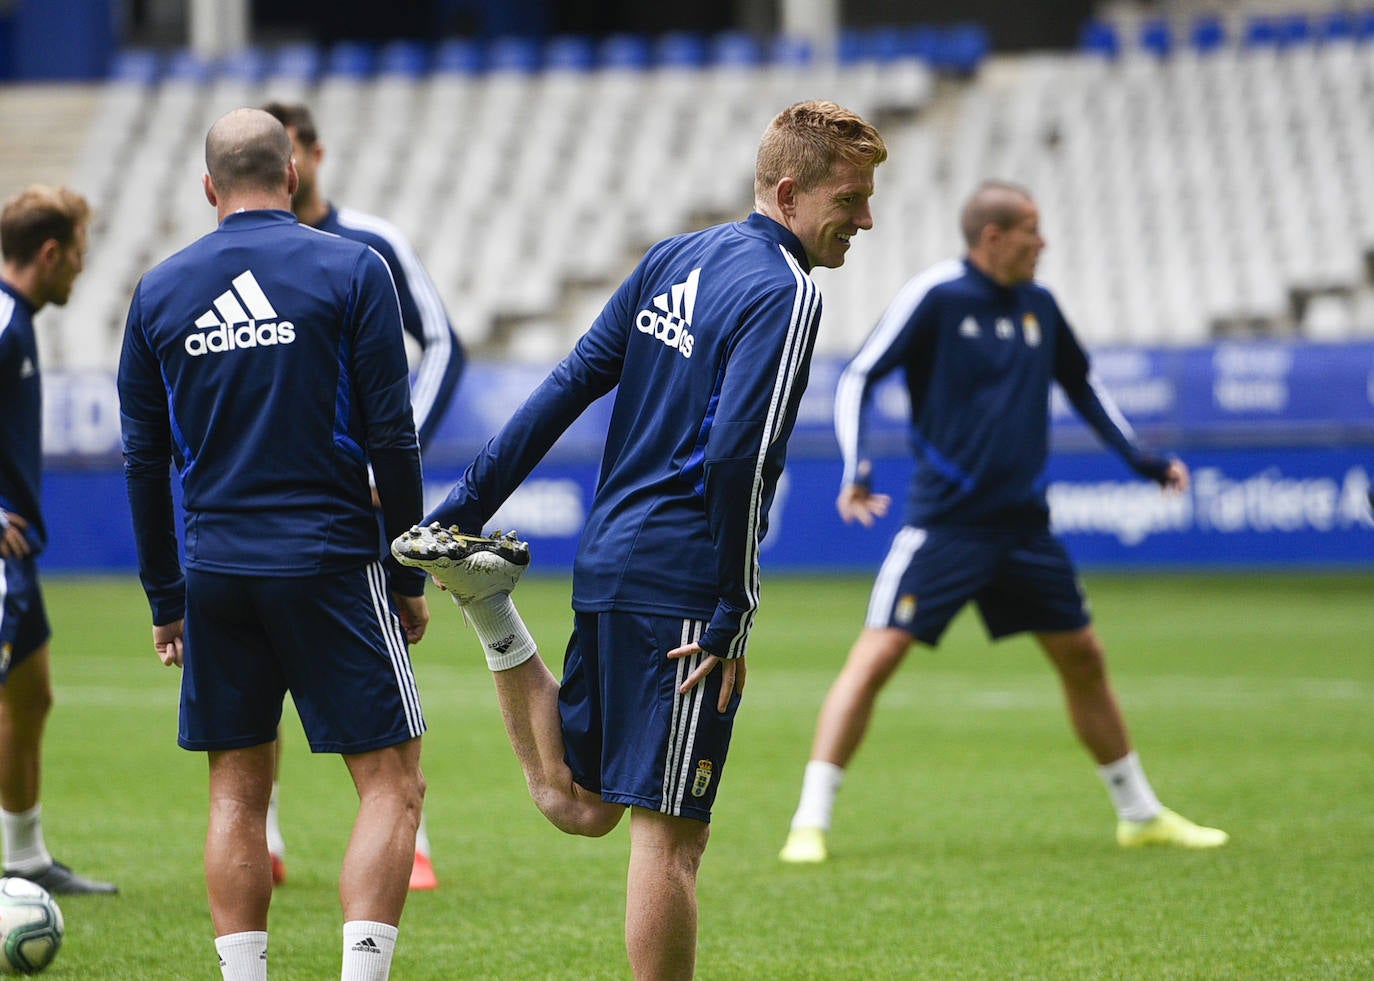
left=754, top=100, right=887, bottom=201
left=0, top=185, right=89, bottom=265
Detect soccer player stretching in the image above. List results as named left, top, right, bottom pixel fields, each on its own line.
left=396, top=101, right=886, bottom=980
left=779, top=180, right=1227, bottom=864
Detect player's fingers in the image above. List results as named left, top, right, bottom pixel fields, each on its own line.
left=717, top=659, right=739, bottom=711
left=678, top=654, right=719, bottom=694
left=666, top=642, right=701, bottom=660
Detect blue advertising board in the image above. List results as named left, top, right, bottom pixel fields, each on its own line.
left=34, top=342, right=1374, bottom=572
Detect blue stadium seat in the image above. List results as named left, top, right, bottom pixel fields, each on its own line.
left=432, top=38, right=482, bottom=75
left=1079, top=19, right=1121, bottom=59
left=836, top=28, right=868, bottom=65
left=1190, top=15, right=1226, bottom=54
left=378, top=40, right=428, bottom=77
left=598, top=33, right=651, bottom=71
left=904, top=26, right=946, bottom=65
left=268, top=42, right=321, bottom=82
left=936, top=23, right=990, bottom=75
left=1316, top=10, right=1356, bottom=43
left=1275, top=13, right=1311, bottom=48
left=1242, top=16, right=1280, bottom=49
left=1139, top=18, right=1173, bottom=58
left=326, top=40, right=375, bottom=77
left=710, top=30, right=762, bottom=67
left=163, top=49, right=212, bottom=82
left=1358, top=10, right=1374, bottom=42
left=216, top=46, right=267, bottom=82
left=544, top=35, right=595, bottom=72
left=108, top=48, right=160, bottom=83
left=769, top=34, right=813, bottom=67
left=863, top=26, right=905, bottom=63
left=654, top=31, right=707, bottom=69
left=486, top=35, right=540, bottom=74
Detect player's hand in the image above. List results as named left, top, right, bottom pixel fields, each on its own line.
left=153, top=619, right=185, bottom=667
left=0, top=512, right=31, bottom=559
left=836, top=483, right=891, bottom=527
left=667, top=643, right=746, bottom=712
left=1161, top=459, right=1190, bottom=493
left=393, top=593, right=429, bottom=645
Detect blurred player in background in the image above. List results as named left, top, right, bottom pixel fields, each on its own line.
left=0, top=185, right=118, bottom=896
left=779, top=180, right=1228, bottom=864
left=261, top=100, right=465, bottom=892
left=392, top=100, right=886, bottom=980
left=120, top=108, right=428, bottom=981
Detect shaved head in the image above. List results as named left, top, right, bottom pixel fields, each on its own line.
left=960, top=180, right=1033, bottom=248
left=205, top=108, right=293, bottom=198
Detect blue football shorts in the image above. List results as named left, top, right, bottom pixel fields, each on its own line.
left=559, top=611, right=742, bottom=823
left=866, top=524, right=1091, bottom=645
left=180, top=562, right=425, bottom=753
left=0, top=556, right=51, bottom=682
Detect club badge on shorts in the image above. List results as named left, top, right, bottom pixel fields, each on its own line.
left=895, top=594, right=917, bottom=626
left=691, top=759, right=714, bottom=798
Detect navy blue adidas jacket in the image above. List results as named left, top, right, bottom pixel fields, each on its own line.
left=317, top=205, right=465, bottom=450
left=836, top=258, right=1169, bottom=529
left=0, top=282, right=47, bottom=554
left=427, top=212, right=821, bottom=659
left=119, top=210, right=424, bottom=625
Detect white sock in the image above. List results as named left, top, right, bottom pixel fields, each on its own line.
left=790, top=760, right=845, bottom=831
left=461, top=593, right=537, bottom=671
left=1, top=804, right=52, bottom=874
left=414, top=811, right=431, bottom=860
left=1097, top=751, right=1163, bottom=823
left=342, top=920, right=398, bottom=981
left=265, top=784, right=285, bottom=858
left=215, top=931, right=268, bottom=981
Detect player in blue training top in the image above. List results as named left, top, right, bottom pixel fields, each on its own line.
left=119, top=108, right=428, bottom=981
left=0, top=185, right=118, bottom=896
left=393, top=101, right=886, bottom=980
left=261, top=100, right=462, bottom=892
left=779, top=180, right=1228, bottom=865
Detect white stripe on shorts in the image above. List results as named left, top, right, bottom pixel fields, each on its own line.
left=365, top=561, right=425, bottom=737
left=661, top=618, right=706, bottom=817
left=866, top=527, right=928, bottom=629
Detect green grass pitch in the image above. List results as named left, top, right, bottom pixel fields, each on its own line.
left=30, top=572, right=1374, bottom=978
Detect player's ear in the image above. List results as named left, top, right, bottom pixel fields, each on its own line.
left=287, top=158, right=299, bottom=197
left=203, top=173, right=218, bottom=208
left=775, top=177, right=798, bottom=217
left=34, top=238, right=62, bottom=268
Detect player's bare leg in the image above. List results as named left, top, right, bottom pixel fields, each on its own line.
left=0, top=644, right=51, bottom=814
left=394, top=525, right=622, bottom=836
left=781, top=627, right=911, bottom=862
left=491, top=656, right=623, bottom=837
left=205, top=744, right=276, bottom=935
left=339, top=737, right=424, bottom=924
left=809, top=627, right=913, bottom=767
left=626, top=808, right=708, bottom=981
left=1037, top=626, right=1228, bottom=848
left=1035, top=626, right=1129, bottom=764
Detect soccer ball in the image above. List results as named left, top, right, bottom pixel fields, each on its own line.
left=0, top=878, right=63, bottom=975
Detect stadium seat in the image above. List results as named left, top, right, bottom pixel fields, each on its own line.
left=1078, top=20, right=1121, bottom=60
left=326, top=40, right=375, bottom=77
left=267, top=42, right=322, bottom=82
